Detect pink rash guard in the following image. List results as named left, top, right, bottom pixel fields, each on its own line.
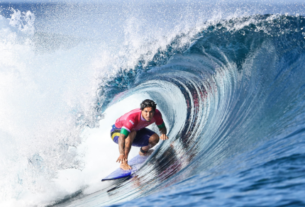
left=115, top=108, right=165, bottom=136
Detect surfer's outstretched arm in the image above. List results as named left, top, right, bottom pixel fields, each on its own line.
left=123, top=130, right=136, bottom=159
left=116, top=133, right=127, bottom=163
left=117, top=131, right=136, bottom=170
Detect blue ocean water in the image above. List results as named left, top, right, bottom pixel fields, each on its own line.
left=1, top=1, right=305, bottom=206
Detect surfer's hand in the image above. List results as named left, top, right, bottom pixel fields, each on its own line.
left=160, top=134, right=168, bottom=140
left=116, top=154, right=127, bottom=163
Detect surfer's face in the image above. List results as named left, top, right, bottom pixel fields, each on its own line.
left=142, top=107, right=155, bottom=121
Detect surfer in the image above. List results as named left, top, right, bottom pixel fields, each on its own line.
left=110, top=99, right=168, bottom=170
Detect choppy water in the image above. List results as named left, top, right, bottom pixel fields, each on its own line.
left=1, top=1, right=305, bottom=206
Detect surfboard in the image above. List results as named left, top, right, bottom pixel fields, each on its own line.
left=101, top=152, right=152, bottom=181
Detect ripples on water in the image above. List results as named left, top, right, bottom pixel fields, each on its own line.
left=1, top=2, right=305, bottom=206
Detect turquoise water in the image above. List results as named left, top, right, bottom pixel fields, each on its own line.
left=1, top=1, right=305, bottom=206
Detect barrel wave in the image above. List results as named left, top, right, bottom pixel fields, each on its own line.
left=71, top=14, right=305, bottom=206
left=1, top=2, right=305, bottom=206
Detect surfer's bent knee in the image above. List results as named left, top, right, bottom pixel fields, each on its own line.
left=149, top=133, right=159, bottom=146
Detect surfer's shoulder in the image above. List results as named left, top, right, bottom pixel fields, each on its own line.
left=154, top=109, right=162, bottom=116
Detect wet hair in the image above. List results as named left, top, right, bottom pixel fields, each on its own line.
left=140, top=99, right=157, bottom=111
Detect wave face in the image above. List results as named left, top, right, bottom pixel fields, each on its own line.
left=1, top=2, right=305, bottom=207
left=84, top=15, right=305, bottom=206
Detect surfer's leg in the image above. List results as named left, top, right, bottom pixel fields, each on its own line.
left=131, top=128, right=157, bottom=156
left=140, top=133, right=159, bottom=154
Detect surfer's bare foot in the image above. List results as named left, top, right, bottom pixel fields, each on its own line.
left=120, top=162, right=132, bottom=170
left=139, top=149, right=153, bottom=156
left=139, top=151, right=146, bottom=156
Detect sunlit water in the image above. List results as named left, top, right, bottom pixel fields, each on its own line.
left=1, top=1, right=305, bottom=206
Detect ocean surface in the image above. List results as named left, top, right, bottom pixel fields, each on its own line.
left=1, top=0, right=305, bottom=206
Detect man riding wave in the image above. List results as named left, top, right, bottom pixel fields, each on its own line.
left=110, top=99, right=168, bottom=170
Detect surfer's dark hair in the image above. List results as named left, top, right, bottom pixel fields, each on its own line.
left=140, top=99, right=157, bottom=111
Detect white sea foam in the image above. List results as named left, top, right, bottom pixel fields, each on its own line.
left=0, top=9, right=98, bottom=206
left=0, top=5, right=194, bottom=206
left=1, top=1, right=295, bottom=206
